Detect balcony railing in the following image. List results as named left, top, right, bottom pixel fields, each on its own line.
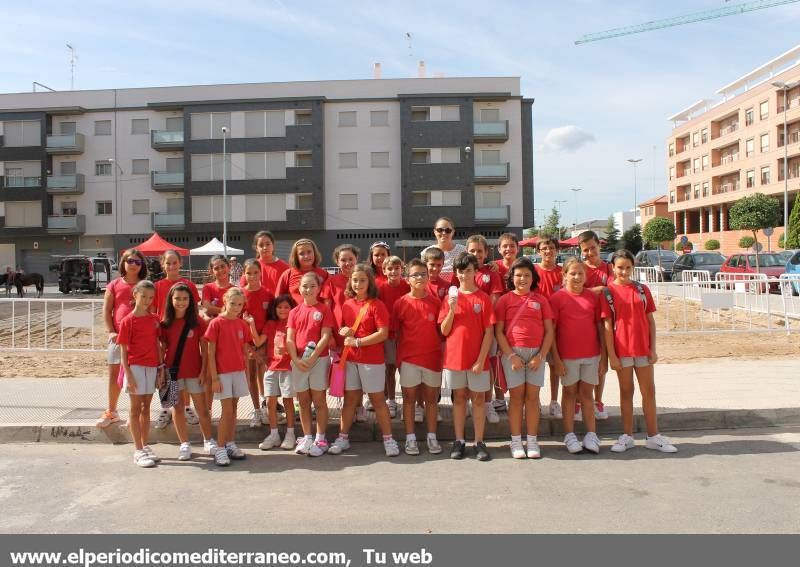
left=473, top=121, right=509, bottom=142
left=46, top=174, right=85, bottom=194
left=714, top=181, right=740, bottom=194
left=46, top=133, right=85, bottom=154
left=152, top=212, right=185, bottom=229
left=721, top=153, right=738, bottom=164
left=474, top=163, right=510, bottom=184
left=151, top=130, right=184, bottom=150
left=47, top=214, right=85, bottom=234
left=151, top=171, right=184, bottom=191
left=4, top=176, right=41, bottom=188
left=778, top=167, right=800, bottom=181
left=474, top=205, right=510, bottom=225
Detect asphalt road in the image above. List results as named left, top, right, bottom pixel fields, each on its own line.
left=1, top=427, right=798, bottom=534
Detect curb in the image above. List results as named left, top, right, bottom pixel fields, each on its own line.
left=4, top=407, right=800, bottom=445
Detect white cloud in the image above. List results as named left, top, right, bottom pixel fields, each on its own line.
left=542, top=125, right=596, bottom=152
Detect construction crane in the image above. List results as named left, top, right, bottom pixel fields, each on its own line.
left=575, top=0, right=800, bottom=45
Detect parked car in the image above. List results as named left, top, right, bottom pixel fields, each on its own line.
left=634, top=249, right=679, bottom=281
left=783, top=249, right=800, bottom=295
left=671, top=252, right=726, bottom=281
left=777, top=249, right=797, bottom=263
left=50, top=255, right=116, bottom=294
left=720, top=253, right=786, bottom=292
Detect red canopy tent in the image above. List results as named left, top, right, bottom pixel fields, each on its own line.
left=519, top=236, right=540, bottom=247
left=559, top=236, right=580, bottom=247
left=128, top=232, right=190, bottom=256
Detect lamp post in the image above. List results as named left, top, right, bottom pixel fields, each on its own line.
left=570, top=187, right=582, bottom=230
left=553, top=200, right=568, bottom=238
left=627, top=158, right=642, bottom=226
left=772, top=80, right=799, bottom=246
left=221, top=126, right=228, bottom=257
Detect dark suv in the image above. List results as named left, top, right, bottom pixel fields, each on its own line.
left=634, top=249, right=679, bottom=281
left=52, top=255, right=116, bottom=294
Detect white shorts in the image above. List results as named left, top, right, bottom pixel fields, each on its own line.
left=399, top=362, right=442, bottom=388
left=214, top=370, right=249, bottom=400
left=561, top=356, right=601, bottom=387
left=384, top=339, right=397, bottom=365
left=124, top=365, right=158, bottom=395
left=107, top=338, right=121, bottom=365
left=620, top=356, right=650, bottom=368
left=443, top=369, right=491, bottom=393
left=345, top=362, right=385, bottom=393
left=501, top=347, right=546, bottom=389
left=177, top=377, right=205, bottom=394
left=265, top=369, right=294, bottom=398
left=291, top=357, right=330, bottom=392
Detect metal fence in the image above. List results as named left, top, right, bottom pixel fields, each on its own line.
left=0, top=298, right=105, bottom=351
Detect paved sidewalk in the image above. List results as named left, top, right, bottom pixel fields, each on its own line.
left=0, top=359, right=798, bottom=444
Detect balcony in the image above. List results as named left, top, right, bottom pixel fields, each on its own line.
left=473, top=121, right=509, bottom=143
left=713, top=181, right=740, bottom=195
left=474, top=163, right=509, bottom=184
left=474, top=205, right=510, bottom=225
left=151, top=171, right=184, bottom=192
left=151, top=130, right=184, bottom=151
left=46, top=174, right=85, bottom=195
left=152, top=212, right=185, bottom=230
left=47, top=214, right=85, bottom=234
left=4, top=176, right=41, bottom=188
left=778, top=130, right=800, bottom=147
left=46, top=133, right=85, bottom=154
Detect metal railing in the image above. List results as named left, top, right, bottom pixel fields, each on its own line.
left=0, top=298, right=105, bottom=351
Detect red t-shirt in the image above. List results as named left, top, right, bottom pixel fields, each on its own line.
left=494, top=260, right=511, bottom=289
left=204, top=316, right=250, bottom=374
left=116, top=312, right=161, bottom=367
left=494, top=291, right=553, bottom=349
left=599, top=282, right=656, bottom=358
left=263, top=319, right=291, bottom=371
left=242, top=286, right=274, bottom=332
left=427, top=275, right=453, bottom=302
left=107, top=278, right=137, bottom=333
left=534, top=264, right=563, bottom=298
left=286, top=301, right=335, bottom=356
left=549, top=288, right=601, bottom=359
left=238, top=257, right=290, bottom=296
left=341, top=298, right=390, bottom=365
left=160, top=317, right=208, bottom=379
left=276, top=267, right=329, bottom=306
left=392, top=293, right=443, bottom=372
left=201, top=281, right=234, bottom=311
left=475, top=265, right=505, bottom=298
left=320, top=273, right=349, bottom=349
left=153, top=277, right=200, bottom=319
left=585, top=261, right=613, bottom=288
left=377, top=279, right=411, bottom=338
left=438, top=289, right=495, bottom=371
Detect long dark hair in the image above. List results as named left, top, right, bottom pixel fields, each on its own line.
left=160, top=283, right=198, bottom=330
left=268, top=294, right=297, bottom=321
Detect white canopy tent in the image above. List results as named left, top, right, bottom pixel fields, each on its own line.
left=189, top=238, right=244, bottom=256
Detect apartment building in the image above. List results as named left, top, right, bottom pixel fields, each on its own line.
left=638, top=195, right=669, bottom=231
left=667, top=45, right=800, bottom=254
left=0, top=77, right=534, bottom=275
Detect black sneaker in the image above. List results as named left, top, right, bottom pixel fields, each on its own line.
left=474, top=441, right=492, bottom=462
left=450, top=440, right=466, bottom=460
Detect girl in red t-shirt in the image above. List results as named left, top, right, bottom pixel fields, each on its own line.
left=116, top=280, right=163, bottom=468
left=549, top=258, right=605, bottom=455
left=276, top=239, right=329, bottom=306
left=369, top=241, right=390, bottom=285
left=601, top=250, right=677, bottom=455
left=377, top=255, right=410, bottom=419
left=96, top=248, right=147, bottom=430
left=242, top=259, right=274, bottom=428
left=201, top=255, right=233, bottom=319
left=495, top=257, right=554, bottom=460
left=238, top=230, right=290, bottom=294
left=329, top=264, right=399, bottom=457
left=159, top=283, right=215, bottom=461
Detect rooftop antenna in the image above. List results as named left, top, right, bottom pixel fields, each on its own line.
left=405, top=32, right=412, bottom=58
left=32, top=82, right=56, bottom=93
left=66, top=44, right=77, bottom=90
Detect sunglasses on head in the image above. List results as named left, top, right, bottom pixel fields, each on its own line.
left=435, top=227, right=453, bottom=234
left=125, top=258, right=143, bottom=266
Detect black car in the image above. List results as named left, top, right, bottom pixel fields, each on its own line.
left=634, top=249, right=679, bottom=281
left=51, top=255, right=116, bottom=294
left=671, top=252, right=726, bottom=281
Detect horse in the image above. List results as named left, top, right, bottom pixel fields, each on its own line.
left=11, top=273, right=45, bottom=298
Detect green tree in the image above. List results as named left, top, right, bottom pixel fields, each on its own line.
left=739, top=235, right=755, bottom=250
left=541, top=208, right=560, bottom=238
left=622, top=224, right=643, bottom=254
left=604, top=215, right=620, bottom=250
left=704, top=239, right=720, bottom=251
left=785, top=195, right=800, bottom=249
left=729, top=193, right=781, bottom=270
left=643, top=217, right=676, bottom=250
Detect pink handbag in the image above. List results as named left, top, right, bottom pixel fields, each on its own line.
left=327, top=301, right=371, bottom=397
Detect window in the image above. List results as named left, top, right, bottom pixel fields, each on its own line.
left=702, top=154, right=709, bottom=170
left=191, top=153, right=231, bottom=181
left=669, top=166, right=675, bottom=180
left=760, top=133, right=769, bottom=153
left=693, top=184, right=700, bottom=199
left=440, top=105, right=460, bottom=121
left=411, top=149, right=430, bottom=164
left=295, top=194, right=313, bottom=210
left=669, top=143, right=674, bottom=157
left=165, top=157, right=184, bottom=173
left=338, top=111, right=357, bottom=127
left=745, top=108, right=754, bottom=126
left=295, top=110, right=313, bottom=126
left=442, top=190, right=461, bottom=206
left=480, top=108, right=500, bottom=122
left=371, top=193, right=390, bottom=209
left=191, top=113, right=231, bottom=139
left=761, top=166, right=770, bottom=185
left=245, top=112, right=265, bottom=138
left=96, top=201, right=112, bottom=215
left=295, top=152, right=312, bottom=167
left=370, top=152, right=390, bottom=168
left=192, top=195, right=233, bottom=222
left=693, top=132, right=699, bottom=147
left=4, top=201, right=42, bottom=227
left=166, top=198, right=184, bottom=215
left=669, top=191, right=675, bottom=204
left=131, top=119, right=149, bottom=135
left=211, top=154, right=232, bottom=180
left=94, top=120, right=111, bottom=136
left=746, top=169, right=755, bottom=188
left=481, top=192, right=501, bottom=207
left=760, top=101, right=769, bottom=120
left=245, top=153, right=266, bottom=179
left=701, top=128, right=708, bottom=144
left=3, top=120, right=41, bottom=146
left=339, top=194, right=358, bottom=209
left=411, top=107, right=430, bottom=121
left=131, top=159, right=149, bottom=175
left=60, top=161, right=76, bottom=175
left=702, top=181, right=709, bottom=197
left=132, top=199, right=149, bottom=215
left=166, top=117, right=183, bottom=131
left=245, top=111, right=285, bottom=137
left=746, top=138, right=754, bottom=157
left=480, top=149, right=501, bottom=165
left=59, top=122, right=76, bottom=135
left=95, top=161, right=111, bottom=176
left=244, top=152, right=286, bottom=180
left=693, top=158, right=700, bottom=173
left=412, top=192, right=431, bottom=206
left=339, top=152, right=357, bottom=168
left=441, top=147, right=461, bottom=163
left=370, top=110, right=389, bottom=127
left=61, top=201, right=77, bottom=216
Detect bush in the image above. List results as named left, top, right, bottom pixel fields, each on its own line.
left=704, top=239, right=720, bottom=250
left=739, top=236, right=755, bottom=249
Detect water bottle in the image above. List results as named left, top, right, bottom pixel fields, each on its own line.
left=302, top=341, right=316, bottom=359
left=448, top=286, right=459, bottom=299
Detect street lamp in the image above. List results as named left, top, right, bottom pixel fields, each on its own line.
left=221, top=126, right=228, bottom=257
left=627, top=158, right=643, bottom=226
left=570, top=187, right=583, bottom=229
left=553, top=200, right=568, bottom=238
left=772, top=80, right=800, bottom=246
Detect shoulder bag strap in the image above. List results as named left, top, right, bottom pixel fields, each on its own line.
left=169, top=320, right=192, bottom=380
left=339, top=301, right=372, bottom=366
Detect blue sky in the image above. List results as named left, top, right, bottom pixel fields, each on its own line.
left=3, top=0, right=800, bottom=227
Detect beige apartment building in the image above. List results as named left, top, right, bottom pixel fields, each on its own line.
left=667, top=45, right=800, bottom=254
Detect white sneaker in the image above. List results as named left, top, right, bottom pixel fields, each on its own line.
left=281, top=430, right=296, bottom=450
left=258, top=431, right=281, bottom=450
left=645, top=434, right=678, bottom=453
left=294, top=436, right=314, bottom=455
left=510, top=438, right=526, bottom=459
left=564, top=432, right=583, bottom=454
left=154, top=409, right=171, bottom=430
left=583, top=432, right=601, bottom=454
left=485, top=402, right=500, bottom=424
left=225, top=441, right=246, bottom=460
left=526, top=437, right=542, bottom=459
left=364, top=398, right=374, bottom=411
left=213, top=447, right=230, bottom=466
left=414, top=405, right=424, bottom=423
left=492, top=398, right=508, bottom=413
left=355, top=406, right=368, bottom=423
left=427, top=437, right=442, bottom=454
left=405, top=439, right=420, bottom=455
left=178, top=442, right=192, bottom=461
left=384, top=438, right=400, bottom=457
left=249, top=409, right=262, bottom=428
left=594, top=402, right=609, bottom=420
left=203, top=438, right=218, bottom=455
left=142, top=445, right=161, bottom=462
left=611, top=433, right=636, bottom=453
left=387, top=399, right=398, bottom=418
left=328, top=436, right=350, bottom=455
left=184, top=406, right=200, bottom=425
left=133, top=449, right=156, bottom=468
left=549, top=401, right=563, bottom=418
left=308, top=439, right=329, bottom=457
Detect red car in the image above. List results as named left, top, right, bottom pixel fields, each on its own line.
left=719, top=253, right=785, bottom=292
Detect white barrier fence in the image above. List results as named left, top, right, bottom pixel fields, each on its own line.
left=0, top=298, right=105, bottom=351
